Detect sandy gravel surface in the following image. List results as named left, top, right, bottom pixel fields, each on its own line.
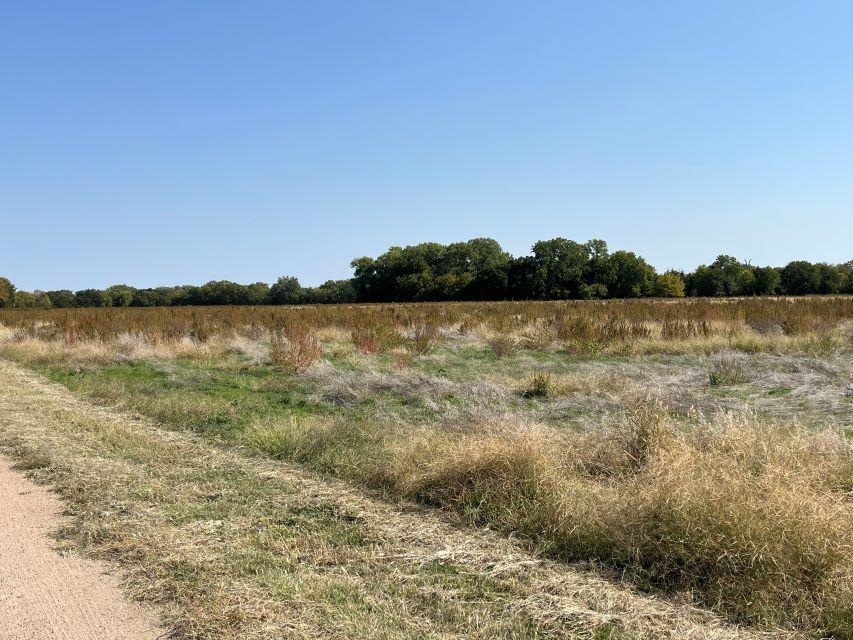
left=0, top=456, right=164, bottom=640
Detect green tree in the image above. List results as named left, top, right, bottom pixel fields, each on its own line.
left=605, top=251, right=658, bottom=298
left=530, top=238, right=590, bottom=299
left=752, top=267, right=781, bottom=295
left=74, top=289, right=110, bottom=307
left=130, top=289, right=163, bottom=307
left=816, top=263, right=845, bottom=294
left=655, top=271, right=686, bottom=297
left=0, top=277, right=15, bottom=308
left=12, top=290, right=52, bottom=308
left=106, top=284, right=136, bottom=307
left=268, top=276, right=303, bottom=305
left=45, top=290, right=76, bottom=308
left=780, top=261, right=821, bottom=295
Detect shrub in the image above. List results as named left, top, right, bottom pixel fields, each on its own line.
left=351, top=327, right=380, bottom=354
left=522, top=320, right=556, bottom=350
left=269, top=324, right=322, bottom=373
left=407, top=322, right=438, bottom=355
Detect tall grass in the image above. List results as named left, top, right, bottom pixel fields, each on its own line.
left=244, top=406, right=853, bottom=637
left=1, top=297, right=850, bottom=347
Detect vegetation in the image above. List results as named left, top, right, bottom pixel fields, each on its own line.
left=1, top=296, right=851, bottom=638
left=2, top=238, right=850, bottom=309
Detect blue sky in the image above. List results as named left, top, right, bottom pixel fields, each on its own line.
left=2, top=1, right=852, bottom=291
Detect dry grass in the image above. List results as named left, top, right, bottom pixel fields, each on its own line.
left=0, top=358, right=782, bottom=640
left=382, top=410, right=853, bottom=635
left=0, top=297, right=851, bottom=637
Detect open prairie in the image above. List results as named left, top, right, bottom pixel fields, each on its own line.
left=1, top=297, right=851, bottom=639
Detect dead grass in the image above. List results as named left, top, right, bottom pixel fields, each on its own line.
left=383, top=410, right=853, bottom=635
left=1, top=298, right=851, bottom=637
left=0, top=358, right=779, bottom=640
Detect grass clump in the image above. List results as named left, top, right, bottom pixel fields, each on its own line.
left=708, top=351, right=750, bottom=386
left=487, top=334, right=518, bottom=358
left=521, top=372, right=553, bottom=398
left=384, top=410, right=853, bottom=636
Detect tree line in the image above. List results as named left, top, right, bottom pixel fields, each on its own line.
left=1, top=237, right=851, bottom=309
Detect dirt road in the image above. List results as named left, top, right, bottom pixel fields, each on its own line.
left=0, top=456, right=164, bottom=639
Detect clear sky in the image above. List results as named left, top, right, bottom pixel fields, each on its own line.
left=2, top=1, right=852, bottom=291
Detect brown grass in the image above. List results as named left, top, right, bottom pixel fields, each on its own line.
left=0, top=359, right=785, bottom=640
left=380, top=409, right=853, bottom=635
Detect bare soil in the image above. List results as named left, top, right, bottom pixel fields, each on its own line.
left=0, top=456, right=164, bottom=639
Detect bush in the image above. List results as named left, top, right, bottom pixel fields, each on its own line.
left=269, top=323, right=322, bottom=373
left=407, top=322, right=438, bottom=355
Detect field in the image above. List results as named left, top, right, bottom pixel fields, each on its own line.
left=1, top=297, right=851, bottom=639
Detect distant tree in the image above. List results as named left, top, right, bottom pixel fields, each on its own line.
left=507, top=256, right=537, bottom=299
left=0, top=277, right=15, bottom=308
left=130, top=288, right=163, bottom=307
left=350, top=257, right=379, bottom=302
left=45, top=289, right=77, bottom=308
left=605, top=251, right=657, bottom=298
left=74, top=288, right=110, bottom=307
left=842, top=261, right=853, bottom=293
left=816, top=263, right=845, bottom=294
left=686, top=256, right=755, bottom=296
left=302, top=279, right=356, bottom=304
left=242, top=282, right=267, bottom=305
left=106, top=284, right=136, bottom=307
left=530, top=238, right=590, bottom=299
left=578, top=282, right=608, bottom=299
left=584, top=239, right=614, bottom=291
left=752, top=267, right=781, bottom=295
left=780, top=261, right=821, bottom=295
left=12, top=290, right=52, bottom=308
left=442, top=238, right=512, bottom=300
left=268, top=276, right=304, bottom=305
left=655, top=271, right=686, bottom=297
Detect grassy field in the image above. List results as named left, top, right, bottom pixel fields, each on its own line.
left=1, top=297, right=851, bottom=639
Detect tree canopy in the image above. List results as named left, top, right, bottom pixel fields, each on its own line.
left=3, top=241, right=850, bottom=308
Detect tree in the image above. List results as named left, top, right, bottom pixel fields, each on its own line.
left=350, top=257, right=379, bottom=302
left=74, top=289, right=110, bottom=307
left=45, top=290, right=76, bottom=308
left=584, top=239, right=613, bottom=292
left=530, top=238, right=590, bottom=299
left=106, top=284, right=136, bottom=307
left=686, top=256, right=755, bottom=296
left=268, top=276, right=304, bottom=305
left=816, top=263, right=845, bottom=294
left=752, top=267, right=781, bottom=295
left=655, top=271, right=686, bottom=297
left=0, top=277, right=15, bottom=308
left=605, top=251, right=657, bottom=298
left=130, top=289, right=163, bottom=307
left=780, top=261, right=821, bottom=295
left=12, top=290, right=52, bottom=308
